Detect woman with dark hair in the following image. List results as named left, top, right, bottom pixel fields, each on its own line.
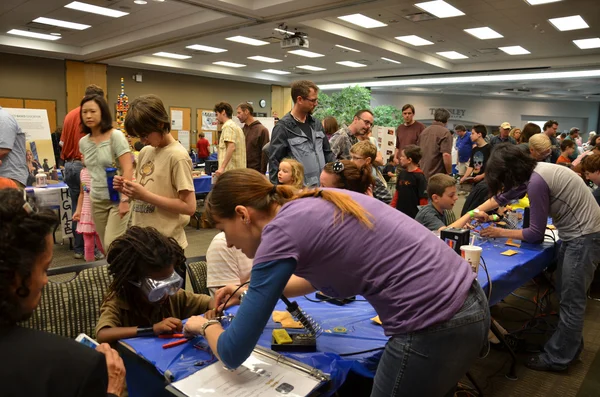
left=472, top=143, right=600, bottom=372
left=182, top=168, right=490, bottom=397
left=319, top=159, right=373, bottom=195
left=79, top=94, right=134, bottom=250
left=517, top=122, right=542, bottom=153
left=0, top=188, right=126, bottom=396
left=322, top=116, right=339, bottom=140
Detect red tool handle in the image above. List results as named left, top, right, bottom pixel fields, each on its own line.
left=158, top=333, right=185, bottom=339
left=162, top=338, right=188, bottom=349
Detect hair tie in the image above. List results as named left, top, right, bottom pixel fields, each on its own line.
left=271, top=185, right=277, bottom=195
left=316, top=190, right=323, bottom=198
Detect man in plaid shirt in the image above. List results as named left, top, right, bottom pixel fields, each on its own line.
left=330, top=109, right=374, bottom=160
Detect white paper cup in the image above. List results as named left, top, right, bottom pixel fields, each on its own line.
left=460, top=245, right=482, bottom=274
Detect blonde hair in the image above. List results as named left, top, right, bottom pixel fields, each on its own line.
left=528, top=133, right=551, bottom=153
left=509, top=128, right=521, bottom=143
left=205, top=169, right=373, bottom=229
left=350, top=141, right=377, bottom=163
left=279, top=158, right=304, bottom=190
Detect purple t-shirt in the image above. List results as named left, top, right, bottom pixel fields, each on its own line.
left=253, top=189, right=475, bottom=335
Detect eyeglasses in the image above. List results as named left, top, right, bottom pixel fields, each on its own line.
left=302, top=97, right=319, bottom=103
left=357, top=117, right=373, bottom=127
left=351, top=155, right=365, bottom=161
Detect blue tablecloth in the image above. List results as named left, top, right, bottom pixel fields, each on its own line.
left=122, top=233, right=557, bottom=396
left=193, top=176, right=211, bottom=194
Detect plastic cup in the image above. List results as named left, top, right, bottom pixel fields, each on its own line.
left=105, top=167, right=119, bottom=202
left=460, top=245, right=482, bottom=274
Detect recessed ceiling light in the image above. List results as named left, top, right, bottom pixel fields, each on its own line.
left=32, top=17, right=90, bottom=30
left=464, top=27, right=503, bottom=40
left=414, top=1, right=465, bottom=18
left=274, top=28, right=296, bottom=35
left=134, top=0, right=147, bottom=4
left=381, top=57, right=402, bottom=64
left=319, top=69, right=600, bottom=90
left=50, top=32, right=62, bottom=36
left=262, top=69, right=291, bottom=75
left=525, top=0, right=562, bottom=5
left=338, top=13, right=387, bottom=29
left=573, top=38, right=600, bottom=49
left=297, top=65, right=327, bottom=71
left=436, top=51, right=468, bottom=59
left=335, top=44, right=360, bottom=52
left=395, top=35, right=434, bottom=46
left=548, top=15, right=589, bottom=31
left=7, top=29, right=61, bottom=41
left=336, top=61, right=367, bottom=68
left=64, top=1, right=129, bottom=17
left=153, top=52, right=191, bottom=59
left=248, top=55, right=282, bottom=63
left=226, top=36, right=269, bottom=46
left=499, top=46, right=531, bottom=55
left=213, top=61, right=246, bottom=68
left=186, top=44, right=227, bottom=53
left=288, top=50, right=324, bottom=58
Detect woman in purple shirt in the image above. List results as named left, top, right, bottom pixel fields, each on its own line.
left=184, top=169, right=490, bottom=396
left=477, top=143, right=600, bottom=372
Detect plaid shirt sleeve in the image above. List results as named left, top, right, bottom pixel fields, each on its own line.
left=373, top=177, right=392, bottom=204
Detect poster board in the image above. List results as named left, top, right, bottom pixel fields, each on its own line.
left=196, top=109, right=219, bottom=153
left=60, top=187, right=74, bottom=239
left=372, top=126, right=397, bottom=159
left=178, top=130, right=190, bottom=151
left=5, top=107, right=57, bottom=170
left=169, top=107, right=191, bottom=147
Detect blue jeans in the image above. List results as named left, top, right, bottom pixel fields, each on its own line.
left=371, top=281, right=490, bottom=397
left=64, top=160, right=84, bottom=254
left=542, top=232, right=600, bottom=366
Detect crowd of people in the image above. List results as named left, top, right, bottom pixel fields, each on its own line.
left=1, top=77, right=600, bottom=396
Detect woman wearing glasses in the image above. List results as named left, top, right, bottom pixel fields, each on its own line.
left=184, top=168, right=490, bottom=397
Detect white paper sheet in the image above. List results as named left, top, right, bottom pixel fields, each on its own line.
left=170, top=354, right=321, bottom=397
left=202, top=111, right=218, bottom=131
left=179, top=130, right=190, bottom=150
left=171, top=110, right=183, bottom=130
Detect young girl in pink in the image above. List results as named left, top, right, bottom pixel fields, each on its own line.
left=73, top=166, right=105, bottom=262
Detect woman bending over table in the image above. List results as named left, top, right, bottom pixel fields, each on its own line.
left=476, top=143, right=600, bottom=372
left=184, top=168, right=490, bottom=397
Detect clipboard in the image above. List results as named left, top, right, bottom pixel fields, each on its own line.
left=165, top=345, right=330, bottom=397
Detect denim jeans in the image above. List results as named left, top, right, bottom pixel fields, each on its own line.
left=64, top=160, right=84, bottom=254
left=371, top=281, right=490, bottom=397
left=542, top=232, right=600, bottom=366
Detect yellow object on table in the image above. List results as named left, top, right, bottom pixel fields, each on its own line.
left=371, top=315, right=382, bottom=325
left=272, top=329, right=293, bottom=344
left=272, top=311, right=303, bottom=328
left=511, top=195, right=530, bottom=210
left=501, top=249, right=519, bottom=256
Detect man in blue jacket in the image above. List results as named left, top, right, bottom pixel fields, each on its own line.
left=268, top=80, right=334, bottom=187
left=455, top=125, right=472, bottom=178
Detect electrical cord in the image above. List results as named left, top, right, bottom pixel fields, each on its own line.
left=480, top=255, right=492, bottom=303
left=338, top=347, right=385, bottom=356
left=217, top=281, right=250, bottom=316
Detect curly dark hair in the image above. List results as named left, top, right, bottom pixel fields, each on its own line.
left=0, top=189, right=57, bottom=325
left=104, top=226, right=186, bottom=304
left=485, top=143, right=537, bottom=197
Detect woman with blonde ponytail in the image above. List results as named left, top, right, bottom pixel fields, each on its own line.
left=184, top=168, right=490, bottom=397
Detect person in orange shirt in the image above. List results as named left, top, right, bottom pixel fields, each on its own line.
left=556, top=139, right=576, bottom=167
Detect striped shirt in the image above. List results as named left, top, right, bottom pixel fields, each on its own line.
left=218, top=119, right=247, bottom=171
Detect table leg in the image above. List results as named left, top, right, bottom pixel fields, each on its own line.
left=490, top=321, right=518, bottom=380
left=465, top=372, right=483, bottom=396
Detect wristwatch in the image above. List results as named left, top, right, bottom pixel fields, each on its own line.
left=239, top=290, right=248, bottom=304
left=200, top=319, right=220, bottom=337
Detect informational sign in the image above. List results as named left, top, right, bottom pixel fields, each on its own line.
left=5, top=108, right=56, bottom=169
left=171, top=109, right=183, bottom=130
left=60, top=187, right=74, bottom=239
left=202, top=111, right=218, bottom=131
left=429, top=107, right=468, bottom=120
left=178, top=130, right=190, bottom=150
left=372, top=125, right=397, bottom=158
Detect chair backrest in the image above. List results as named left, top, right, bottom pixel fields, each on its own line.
left=19, top=260, right=111, bottom=339
left=186, top=256, right=209, bottom=295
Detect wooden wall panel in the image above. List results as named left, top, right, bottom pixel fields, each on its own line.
left=25, top=99, right=57, bottom=132
left=66, top=60, right=107, bottom=111
left=169, top=107, right=191, bottom=146
left=271, top=85, right=292, bottom=119
left=0, top=98, right=24, bottom=108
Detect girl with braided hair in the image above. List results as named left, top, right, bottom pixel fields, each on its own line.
left=95, top=226, right=215, bottom=343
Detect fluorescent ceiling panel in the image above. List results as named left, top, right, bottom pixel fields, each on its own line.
left=337, top=13, right=387, bottom=28
left=274, top=28, right=295, bottom=35
left=226, top=36, right=269, bottom=46
left=335, top=44, right=360, bottom=52
left=525, top=0, right=562, bottom=4
left=336, top=61, right=367, bottom=68
left=262, top=69, right=291, bottom=75
left=548, top=15, right=589, bottom=31
left=248, top=55, right=282, bottom=63
left=32, top=17, right=90, bottom=30
left=381, top=57, right=402, bottom=64
left=153, top=52, right=191, bottom=59
left=464, top=27, right=503, bottom=40
left=573, top=38, right=600, bottom=49
left=395, top=35, right=434, bottom=46
left=7, top=29, right=61, bottom=40
left=414, top=1, right=465, bottom=18
left=297, top=65, right=326, bottom=71
left=186, top=44, right=227, bottom=53
left=213, top=61, right=246, bottom=67
left=288, top=50, right=324, bottom=58
left=499, top=46, right=531, bottom=55
left=64, top=1, right=128, bottom=17
left=436, top=51, right=468, bottom=59
left=318, top=69, right=600, bottom=90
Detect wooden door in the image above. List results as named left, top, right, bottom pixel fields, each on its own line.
left=169, top=107, right=191, bottom=148
left=0, top=98, right=24, bottom=108
left=66, top=60, right=107, bottom=111
left=25, top=99, right=57, bottom=132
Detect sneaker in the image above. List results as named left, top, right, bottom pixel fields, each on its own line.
left=74, top=253, right=84, bottom=260
left=94, top=253, right=105, bottom=260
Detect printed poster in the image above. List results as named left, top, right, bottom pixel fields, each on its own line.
left=202, top=110, right=218, bottom=131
